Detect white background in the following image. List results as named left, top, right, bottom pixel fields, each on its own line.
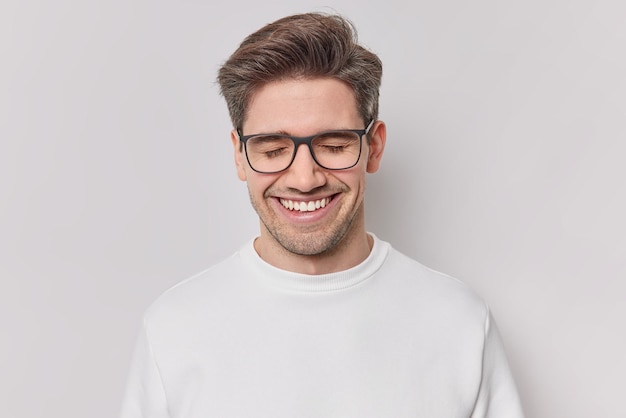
left=1, top=0, right=625, bottom=417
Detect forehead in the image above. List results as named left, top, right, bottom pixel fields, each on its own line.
left=243, top=78, right=360, bottom=134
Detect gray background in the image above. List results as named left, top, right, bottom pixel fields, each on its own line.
left=1, top=0, right=624, bottom=417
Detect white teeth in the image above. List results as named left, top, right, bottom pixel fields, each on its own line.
left=280, top=197, right=331, bottom=212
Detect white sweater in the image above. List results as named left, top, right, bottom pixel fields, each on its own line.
left=120, top=235, right=524, bottom=417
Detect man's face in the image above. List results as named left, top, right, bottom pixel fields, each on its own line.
left=231, top=78, right=385, bottom=259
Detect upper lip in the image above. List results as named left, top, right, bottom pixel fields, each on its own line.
left=275, top=193, right=336, bottom=201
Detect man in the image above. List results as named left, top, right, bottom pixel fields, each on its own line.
left=120, top=12, right=524, bottom=417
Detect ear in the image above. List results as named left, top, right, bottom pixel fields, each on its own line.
left=366, top=120, right=386, bottom=173
left=231, top=129, right=247, bottom=181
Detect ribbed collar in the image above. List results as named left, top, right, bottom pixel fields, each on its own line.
left=239, top=234, right=390, bottom=293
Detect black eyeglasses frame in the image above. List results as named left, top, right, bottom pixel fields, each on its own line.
left=237, top=120, right=375, bottom=174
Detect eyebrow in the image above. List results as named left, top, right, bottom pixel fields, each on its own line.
left=255, top=127, right=357, bottom=137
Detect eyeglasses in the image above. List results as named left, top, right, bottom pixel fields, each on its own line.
left=237, top=120, right=374, bottom=174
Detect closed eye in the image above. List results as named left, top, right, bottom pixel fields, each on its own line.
left=314, top=132, right=360, bottom=154
left=264, top=147, right=289, bottom=158
left=248, top=135, right=293, bottom=159
left=319, top=144, right=348, bottom=153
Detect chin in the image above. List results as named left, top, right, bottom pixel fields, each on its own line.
left=269, top=217, right=359, bottom=257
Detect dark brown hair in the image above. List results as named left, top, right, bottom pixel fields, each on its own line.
left=217, top=12, right=382, bottom=131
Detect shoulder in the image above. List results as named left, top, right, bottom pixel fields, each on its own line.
left=143, top=250, right=246, bottom=325
left=386, top=247, right=474, bottom=290
left=376, top=244, right=489, bottom=321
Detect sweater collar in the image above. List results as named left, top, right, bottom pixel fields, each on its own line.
left=239, top=233, right=390, bottom=293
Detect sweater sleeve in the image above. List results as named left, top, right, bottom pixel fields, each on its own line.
left=471, top=310, right=525, bottom=418
left=120, top=318, right=171, bottom=418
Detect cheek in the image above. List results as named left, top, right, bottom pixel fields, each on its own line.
left=332, top=171, right=367, bottom=198
left=336, top=166, right=366, bottom=186
left=246, top=174, right=277, bottom=198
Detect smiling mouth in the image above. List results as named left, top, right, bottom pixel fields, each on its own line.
left=279, top=197, right=332, bottom=212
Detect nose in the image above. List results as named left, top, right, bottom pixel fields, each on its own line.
left=283, top=144, right=327, bottom=192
